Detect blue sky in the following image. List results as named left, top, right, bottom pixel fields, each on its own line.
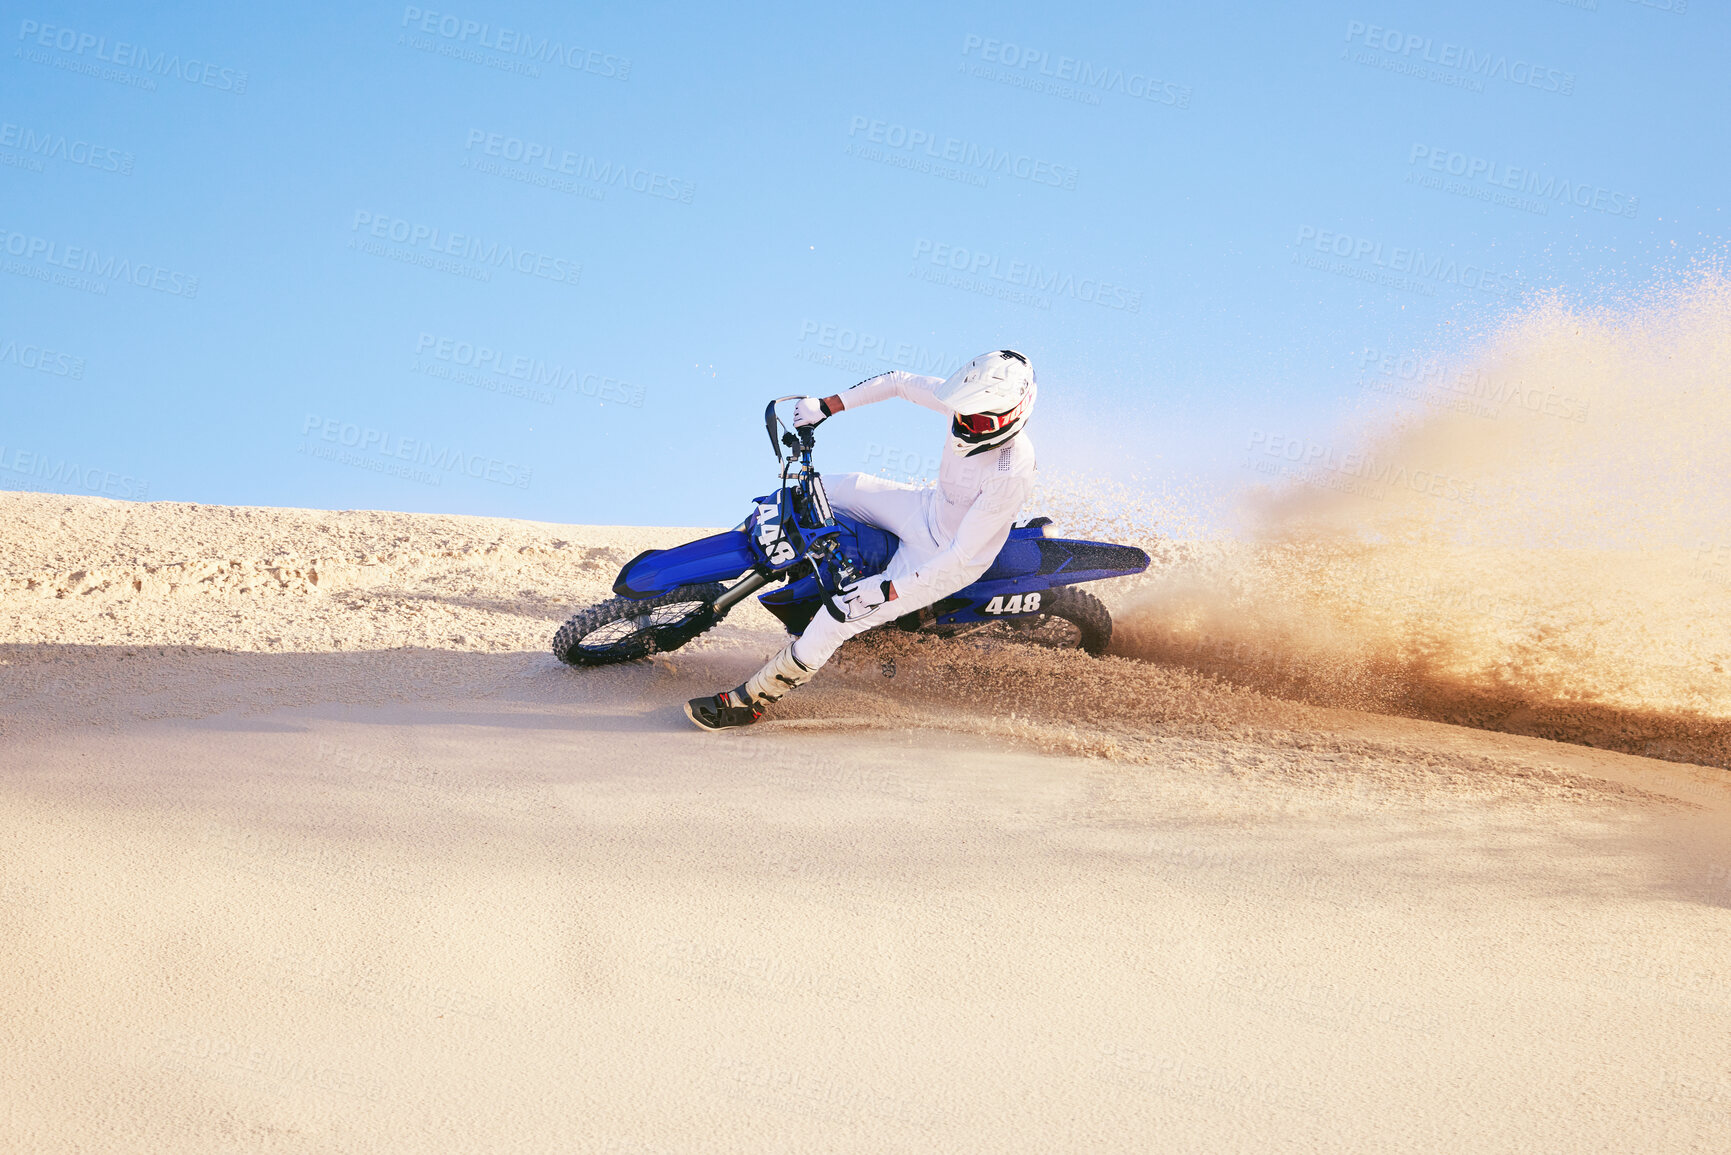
left=2, top=0, right=1723, bottom=526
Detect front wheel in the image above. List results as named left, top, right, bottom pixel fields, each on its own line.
left=927, top=586, right=1114, bottom=657
left=552, top=582, right=727, bottom=667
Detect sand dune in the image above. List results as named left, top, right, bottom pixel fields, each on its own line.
left=4, top=491, right=1730, bottom=1153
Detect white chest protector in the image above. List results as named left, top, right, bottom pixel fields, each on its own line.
left=834, top=370, right=1037, bottom=596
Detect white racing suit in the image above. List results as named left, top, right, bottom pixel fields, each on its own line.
left=743, top=370, right=1037, bottom=703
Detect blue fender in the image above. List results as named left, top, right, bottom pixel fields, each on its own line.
left=929, top=536, right=1151, bottom=625
left=981, top=535, right=1151, bottom=585
left=613, top=530, right=757, bottom=598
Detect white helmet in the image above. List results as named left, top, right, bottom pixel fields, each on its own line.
left=935, top=349, right=1036, bottom=456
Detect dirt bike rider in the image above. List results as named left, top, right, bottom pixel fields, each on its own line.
left=685, top=349, right=1039, bottom=730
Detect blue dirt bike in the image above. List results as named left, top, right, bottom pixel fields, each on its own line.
left=551, top=397, right=1151, bottom=667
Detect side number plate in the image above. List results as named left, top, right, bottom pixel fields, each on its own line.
left=754, top=501, right=797, bottom=566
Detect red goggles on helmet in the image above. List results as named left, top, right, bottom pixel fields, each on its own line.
left=951, top=397, right=1027, bottom=440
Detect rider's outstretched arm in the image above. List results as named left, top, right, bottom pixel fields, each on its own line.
left=831, top=371, right=950, bottom=417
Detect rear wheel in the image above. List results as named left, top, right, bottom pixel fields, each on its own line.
left=928, top=586, right=1113, bottom=657
left=552, top=582, right=727, bottom=667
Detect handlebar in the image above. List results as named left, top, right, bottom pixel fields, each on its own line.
left=763, top=396, right=817, bottom=463
left=757, top=395, right=857, bottom=592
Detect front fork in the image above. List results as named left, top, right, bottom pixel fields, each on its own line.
left=802, top=471, right=861, bottom=593
left=716, top=466, right=859, bottom=621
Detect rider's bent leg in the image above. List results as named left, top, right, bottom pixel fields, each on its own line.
left=784, top=549, right=953, bottom=670
left=823, top=473, right=939, bottom=549
left=688, top=552, right=944, bottom=730
left=685, top=475, right=942, bottom=731
left=686, top=638, right=831, bottom=730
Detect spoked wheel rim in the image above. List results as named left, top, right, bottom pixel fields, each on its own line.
left=574, top=598, right=713, bottom=658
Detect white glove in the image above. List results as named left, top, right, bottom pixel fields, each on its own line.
left=826, top=576, right=897, bottom=623
left=792, top=396, right=830, bottom=429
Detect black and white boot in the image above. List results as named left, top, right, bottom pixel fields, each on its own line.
left=683, top=643, right=816, bottom=732
left=683, top=686, right=763, bottom=730
left=742, top=642, right=816, bottom=704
